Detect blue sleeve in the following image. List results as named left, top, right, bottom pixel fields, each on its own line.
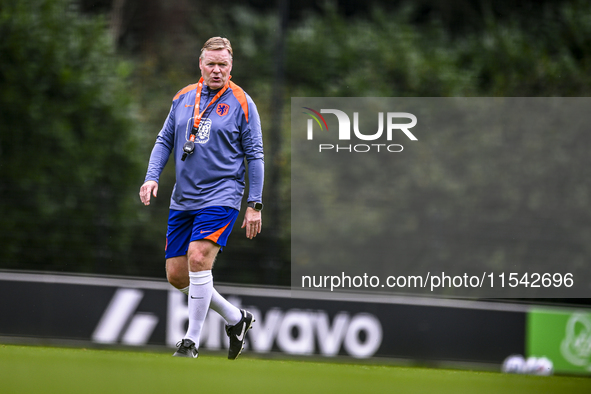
left=242, top=98, right=264, bottom=202
left=248, top=159, right=264, bottom=203
left=144, top=103, right=175, bottom=183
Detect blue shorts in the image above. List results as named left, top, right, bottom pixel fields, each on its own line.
left=165, top=206, right=239, bottom=259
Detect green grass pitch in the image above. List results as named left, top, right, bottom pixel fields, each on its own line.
left=1, top=345, right=590, bottom=394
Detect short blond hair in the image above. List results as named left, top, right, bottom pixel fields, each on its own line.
left=200, top=37, right=233, bottom=59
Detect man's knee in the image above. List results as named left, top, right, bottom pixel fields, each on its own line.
left=187, top=240, right=218, bottom=272
left=167, top=270, right=188, bottom=289
left=187, top=250, right=211, bottom=272
left=166, top=258, right=189, bottom=289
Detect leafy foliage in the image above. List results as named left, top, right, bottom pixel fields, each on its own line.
left=0, top=0, right=141, bottom=273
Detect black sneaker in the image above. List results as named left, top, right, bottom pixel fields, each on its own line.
left=173, top=339, right=198, bottom=358
left=225, top=310, right=255, bottom=360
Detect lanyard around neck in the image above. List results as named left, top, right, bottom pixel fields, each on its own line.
left=181, top=77, right=230, bottom=162
left=192, top=76, right=230, bottom=130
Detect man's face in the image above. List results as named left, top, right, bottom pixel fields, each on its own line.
left=199, top=49, right=233, bottom=90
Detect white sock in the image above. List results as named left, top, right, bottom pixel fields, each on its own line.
left=185, top=270, right=213, bottom=348
left=179, top=286, right=189, bottom=295
left=210, top=288, right=242, bottom=326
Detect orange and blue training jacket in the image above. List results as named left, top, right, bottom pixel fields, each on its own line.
left=144, top=80, right=264, bottom=211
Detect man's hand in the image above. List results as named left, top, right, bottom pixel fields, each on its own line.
left=241, top=207, right=262, bottom=239
left=139, top=180, right=158, bottom=206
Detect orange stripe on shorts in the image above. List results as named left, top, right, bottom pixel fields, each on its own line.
left=204, top=220, right=231, bottom=244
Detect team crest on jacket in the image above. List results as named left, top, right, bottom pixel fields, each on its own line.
left=216, top=103, right=230, bottom=117
left=195, top=118, right=212, bottom=144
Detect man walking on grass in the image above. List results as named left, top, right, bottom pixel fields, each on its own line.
left=139, top=37, right=264, bottom=359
